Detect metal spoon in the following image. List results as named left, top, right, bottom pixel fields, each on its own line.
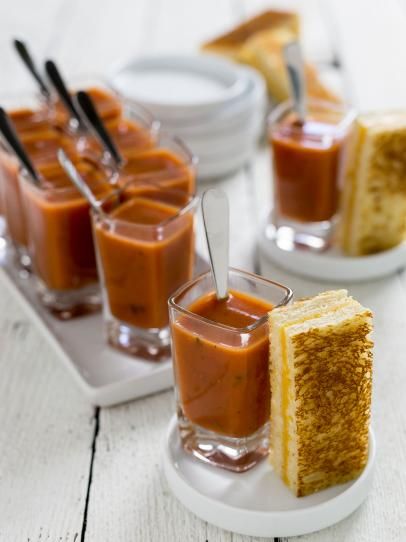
left=75, top=90, right=123, bottom=168
left=13, top=39, right=50, bottom=100
left=57, top=149, right=104, bottom=216
left=283, top=41, right=306, bottom=123
left=45, top=60, right=84, bottom=128
left=0, top=107, right=41, bottom=185
left=201, top=189, right=229, bottom=300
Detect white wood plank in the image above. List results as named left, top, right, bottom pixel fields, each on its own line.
left=85, top=389, right=274, bottom=542
left=48, top=0, right=151, bottom=76
left=84, top=390, right=211, bottom=541
left=0, top=273, right=95, bottom=540
left=0, top=0, right=68, bottom=93
left=146, top=0, right=238, bottom=54
left=326, top=0, right=406, bottom=109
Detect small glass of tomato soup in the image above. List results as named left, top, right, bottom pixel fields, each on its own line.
left=0, top=92, right=74, bottom=270
left=74, top=88, right=159, bottom=164
left=115, top=133, right=196, bottom=197
left=18, top=157, right=111, bottom=318
left=169, top=269, right=292, bottom=472
left=50, top=80, right=125, bottom=131
left=93, top=182, right=197, bottom=361
left=268, top=99, right=355, bottom=251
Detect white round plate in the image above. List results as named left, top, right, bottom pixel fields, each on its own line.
left=258, top=224, right=406, bottom=282
left=163, top=416, right=375, bottom=538
left=109, top=55, right=248, bottom=119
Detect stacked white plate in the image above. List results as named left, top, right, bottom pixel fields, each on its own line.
left=109, top=55, right=267, bottom=180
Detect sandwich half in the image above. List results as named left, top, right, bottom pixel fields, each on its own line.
left=340, top=112, right=406, bottom=255
left=201, top=10, right=300, bottom=60
left=269, top=290, right=373, bottom=497
left=239, top=28, right=341, bottom=104
left=202, top=10, right=339, bottom=104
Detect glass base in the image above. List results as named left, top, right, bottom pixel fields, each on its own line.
left=269, top=211, right=335, bottom=252
left=9, top=241, right=31, bottom=276
left=107, top=317, right=171, bottom=361
left=177, top=409, right=269, bottom=473
left=36, top=280, right=101, bottom=320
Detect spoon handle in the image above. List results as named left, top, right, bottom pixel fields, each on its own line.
left=76, top=90, right=123, bottom=167
left=57, top=149, right=102, bottom=215
left=0, top=107, right=40, bottom=184
left=13, top=39, right=50, bottom=100
left=45, top=60, right=84, bottom=127
left=283, top=41, right=306, bottom=122
left=201, top=189, right=229, bottom=300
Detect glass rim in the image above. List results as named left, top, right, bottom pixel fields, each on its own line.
left=65, top=72, right=161, bottom=133
left=268, top=98, right=356, bottom=134
left=93, top=191, right=199, bottom=231
left=19, top=156, right=108, bottom=197
left=168, top=267, right=293, bottom=333
left=121, top=130, right=198, bottom=170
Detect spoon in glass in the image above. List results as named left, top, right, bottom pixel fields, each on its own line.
left=45, top=60, right=84, bottom=129
left=57, top=149, right=105, bottom=217
left=75, top=90, right=124, bottom=168
left=283, top=41, right=307, bottom=124
left=0, top=107, right=41, bottom=185
left=13, top=39, right=51, bottom=101
left=201, top=188, right=230, bottom=300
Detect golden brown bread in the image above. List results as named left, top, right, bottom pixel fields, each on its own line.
left=202, top=10, right=300, bottom=59
left=339, top=112, right=406, bottom=255
left=269, top=291, right=373, bottom=497
left=202, top=10, right=340, bottom=104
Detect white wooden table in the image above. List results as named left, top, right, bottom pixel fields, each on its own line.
left=1, top=1, right=406, bottom=540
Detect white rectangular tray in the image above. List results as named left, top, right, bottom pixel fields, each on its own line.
left=0, top=247, right=208, bottom=407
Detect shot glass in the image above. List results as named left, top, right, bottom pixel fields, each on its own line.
left=19, top=158, right=111, bottom=318
left=49, top=76, right=124, bottom=131
left=0, top=149, right=28, bottom=264
left=62, top=76, right=159, bottom=162
left=116, top=132, right=197, bottom=197
left=77, top=97, right=159, bottom=168
left=0, top=92, right=58, bottom=269
left=169, top=269, right=292, bottom=472
left=268, top=99, right=355, bottom=251
left=93, top=182, right=197, bottom=361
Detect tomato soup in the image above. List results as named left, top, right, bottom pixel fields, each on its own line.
left=78, top=117, right=154, bottom=161
left=271, top=116, right=346, bottom=223
left=53, top=86, right=123, bottom=128
left=172, top=290, right=273, bottom=438
left=21, top=160, right=111, bottom=290
left=94, top=193, right=195, bottom=330
left=0, top=150, right=27, bottom=247
left=119, top=148, right=195, bottom=196
left=0, top=108, right=76, bottom=249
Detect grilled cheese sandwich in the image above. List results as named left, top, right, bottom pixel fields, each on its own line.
left=340, top=112, right=406, bottom=255
left=269, top=290, right=373, bottom=497
left=202, top=10, right=340, bottom=104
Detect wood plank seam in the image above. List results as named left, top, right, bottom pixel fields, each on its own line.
left=81, top=407, right=100, bottom=542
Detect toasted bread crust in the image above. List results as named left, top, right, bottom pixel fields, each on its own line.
left=290, top=312, right=373, bottom=496
left=202, top=10, right=299, bottom=52
left=340, top=115, right=406, bottom=255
